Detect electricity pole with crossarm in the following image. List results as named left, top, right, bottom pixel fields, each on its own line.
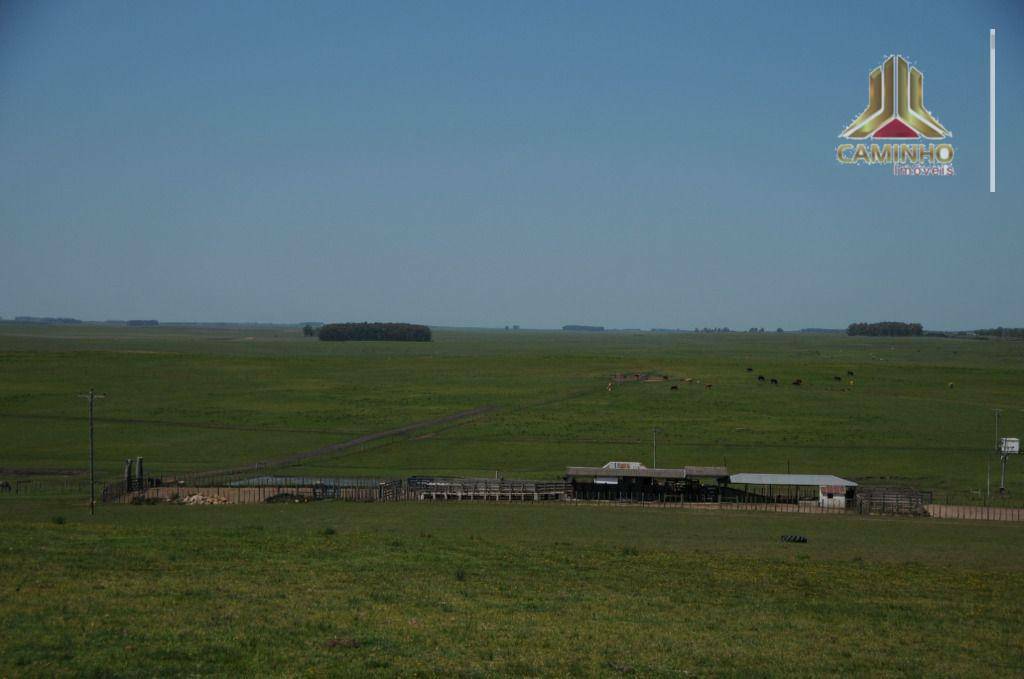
left=78, top=389, right=105, bottom=515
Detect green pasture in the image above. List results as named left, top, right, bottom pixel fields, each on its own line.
left=1, top=323, right=1022, bottom=494
left=1, top=499, right=1022, bottom=676
left=2, top=324, right=1024, bottom=675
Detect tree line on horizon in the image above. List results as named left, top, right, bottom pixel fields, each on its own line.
left=975, top=327, right=1024, bottom=339
left=317, top=322, right=431, bottom=342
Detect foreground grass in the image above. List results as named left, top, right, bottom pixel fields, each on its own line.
left=1, top=499, right=1022, bottom=676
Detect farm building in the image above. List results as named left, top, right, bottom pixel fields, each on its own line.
left=727, top=473, right=857, bottom=508
left=565, top=461, right=728, bottom=501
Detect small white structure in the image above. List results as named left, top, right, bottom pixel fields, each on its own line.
left=818, top=484, right=847, bottom=509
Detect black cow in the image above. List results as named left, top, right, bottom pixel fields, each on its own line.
left=746, top=367, right=753, bottom=372
left=833, top=376, right=842, bottom=381
left=847, top=370, right=855, bottom=377
left=670, top=385, right=679, bottom=391
left=770, top=378, right=778, bottom=385
left=792, top=379, right=803, bottom=386
left=757, top=375, right=765, bottom=382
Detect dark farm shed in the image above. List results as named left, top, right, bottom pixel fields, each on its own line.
left=565, top=461, right=728, bottom=502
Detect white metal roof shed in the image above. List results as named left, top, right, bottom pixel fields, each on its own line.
left=728, top=473, right=857, bottom=487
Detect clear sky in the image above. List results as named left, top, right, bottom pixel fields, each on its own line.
left=1, top=1, right=1021, bottom=329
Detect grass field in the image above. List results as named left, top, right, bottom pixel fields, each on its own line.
left=1, top=323, right=1022, bottom=492
left=2, top=499, right=1023, bottom=676
left=2, top=323, right=1024, bottom=675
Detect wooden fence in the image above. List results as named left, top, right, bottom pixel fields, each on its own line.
left=407, top=477, right=571, bottom=501
left=86, top=475, right=1024, bottom=522
left=0, top=478, right=104, bottom=497
left=100, top=476, right=572, bottom=505
left=855, top=488, right=931, bottom=516
left=924, top=503, right=1024, bottom=521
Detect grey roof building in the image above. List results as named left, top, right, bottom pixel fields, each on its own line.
left=728, top=473, right=857, bottom=487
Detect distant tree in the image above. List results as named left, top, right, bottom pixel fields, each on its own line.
left=776, top=327, right=784, bottom=333
left=512, top=325, right=520, bottom=330
left=302, top=324, right=316, bottom=337
left=847, top=322, right=923, bottom=337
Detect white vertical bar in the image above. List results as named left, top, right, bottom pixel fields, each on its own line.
left=990, top=29, right=996, bottom=193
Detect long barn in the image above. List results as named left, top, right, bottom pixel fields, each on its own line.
left=565, top=461, right=728, bottom=501
left=727, top=473, right=858, bottom=508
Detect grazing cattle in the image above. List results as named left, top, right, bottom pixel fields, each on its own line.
left=770, top=378, right=778, bottom=385
left=849, top=379, right=855, bottom=386
left=0, top=480, right=10, bottom=493
left=948, top=382, right=955, bottom=388
left=847, top=370, right=855, bottom=377
left=670, top=385, right=679, bottom=391
left=757, top=375, right=765, bottom=382
left=746, top=367, right=753, bottom=372
left=792, top=379, right=803, bottom=386
left=704, top=383, right=713, bottom=389
left=833, top=376, right=842, bottom=381
left=683, top=377, right=693, bottom=383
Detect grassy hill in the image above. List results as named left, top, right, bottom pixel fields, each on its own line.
left=2, top=499, right=1023, bottom=676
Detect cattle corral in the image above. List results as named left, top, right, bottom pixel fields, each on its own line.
left=97, top=464, right=1024, bottom=521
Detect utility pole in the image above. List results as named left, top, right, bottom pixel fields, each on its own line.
left=652, top=427, right=661, bottom=469
left=992, top=409, right=1000, bottom=499
left=78, top=389, right=106, bottom=515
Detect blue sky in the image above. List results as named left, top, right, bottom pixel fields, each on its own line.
left=1, top=1, right=1021, bottom=329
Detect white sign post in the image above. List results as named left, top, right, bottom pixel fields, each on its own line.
left=998, top=437, right=1019, bottom=494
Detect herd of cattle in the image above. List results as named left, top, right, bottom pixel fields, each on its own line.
left=609, top=368, right=863, bottom=392
left=740, top=366, right=857, bottom=388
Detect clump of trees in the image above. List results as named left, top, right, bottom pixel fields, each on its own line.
left=127, top=319, right=159, bottom=327
left=847, top=322, right=923, bottom=337
left=975, top=327, right=1024, bottom=339
left=318, top=322, right=431, bottom=342
left=14, top=316, right=82, bottom=324
left=562, top=325, right=604, bottom=332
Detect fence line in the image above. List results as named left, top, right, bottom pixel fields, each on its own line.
left=0, top=478, right=105, bottom=497
left=10, top=474, right=1011, bottom=523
